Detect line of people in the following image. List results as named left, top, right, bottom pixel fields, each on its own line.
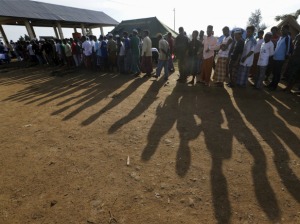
left=173, top=25, right=300, bottom=92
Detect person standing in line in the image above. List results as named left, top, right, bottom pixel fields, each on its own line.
left=174, top=27, right=189, bottom=83
left=141, top=30, right=153, bottom=77
left=249, top=30, right=264, bottom=78
left=43, top=39, right=54, bottom=66
left=267, top=25, right=291, bottom=91
left=212, top=26, right=233, bottom=87
left=89, top=35, right=96, bottom=71
left=195, top=30, right=205, bottom=84
left=284, top=33, right=300, bottom=92
left=130, top=29, right=141, bottom=76
left=123, top=31, right=131, bottom=74
left=236, top=25, right=256, bottom=87
left=81, top=36, right=92, bottom=70
left=200, top=25, right=218, bottom=86
left=94, top=36, right=100, bottom=70
left=107, top=33, right=117, bottom=72
left=99, top=35, right=108, bottom=71
left=153, top=33, right=170, bottom=81
left=265, top=26, right=280, bottom=82
left=254, top=32, right=274, bottom=89
left=117, top=37, right=126, bottom=74
left=166, top=32, right=175, bottom=73
left=27, top=40, right=37, bottom=64
left=227, top=29, right=244, bottom=88
left=63, top=39, right=73, bottom=68
left=187, top=30, right=201, bottom=85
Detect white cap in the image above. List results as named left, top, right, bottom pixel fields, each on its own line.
left=234, top=29, right=242, bottom=34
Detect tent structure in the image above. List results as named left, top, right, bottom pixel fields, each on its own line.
left=110, top=17, right=178, bottom=48
left=0, top=0, right=118, bottom=45
left=265, top=15, right=300, bottom=39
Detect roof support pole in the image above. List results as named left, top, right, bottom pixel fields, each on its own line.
left=56, top=22, right=64, bottom=40
left=30, top=23, right=37, bottom=39
left=24, top=20, right=35, bottom=40
left=53, top=26, right=59, bottom=39
left=100, top=27, right=104, bottom=36
left=81, top=24, right=86, bottom=36
left=0, top=24, right=9, bottom=46
left=74, top=28, right=77, bottom=33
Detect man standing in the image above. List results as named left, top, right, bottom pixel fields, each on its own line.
left=268, top=25, right=291, bottom=91
left=81, top=36, right=92, bottom=70
left=187, top=30, right=201, bottom=85
left=265, top=26, right=280, bottom=82
left=227, top=29, right=244, bottom=88
left=107, top=33, right=117, bottom=72
left=130, top=29, right=141, bottom=76
left=236, top=25, right=256, bottom=87
left=284, top=33, right=300, bottom=92
left=254, top=32, right=274, bottom=89
left=166, top=32, right=175, bottom=73
left=174, top=27, right=189, bottom=83
left=200, top=25, right=217, bottom=86
left=249, top=30, right=264, bottom=77
left=123, top=31, right=131, bottom=74
left=153, top=33, right=169, bottom=81
left=212, top=26, right=233, bottom=86
left=141, top=30, right=153, bottom=77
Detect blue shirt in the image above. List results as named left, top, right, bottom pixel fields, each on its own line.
left=273, top=35, right=290, bottom=61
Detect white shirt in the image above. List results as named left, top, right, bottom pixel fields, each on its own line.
left=254, top=38, right=264, bottom=54
left=119, top=42, right=125, bottom=56
left=82, top=40, right=92, bottom=56
left=257, top=41, right=274, bottom=66
left=158, top=38, right=169, bottom=60
left=217, top=35, right=233, bottom=58
left=142, top=36, right=152, bottom=57
left=27, top=44, right=35, bottom=55
left=90, top=40, right=95, bottom=53
left=240, top=37, right=256, bottom=67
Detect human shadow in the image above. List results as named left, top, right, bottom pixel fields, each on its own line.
left=140, top=84, right=201, bottom=177
left=108, top=79, right=165, bottom=134
left=81, top=77, right=146, bottom=126
left=232, top=88, right=300, bottom=203
left=199, top=87, right=281, bottom=223
left=142, top=85, right=233, bottom=222
left=2, top=67, right=133, bottom=123
left=141, top=83, right=281, bottom=223
left=194, top=88, right=234, bottom=224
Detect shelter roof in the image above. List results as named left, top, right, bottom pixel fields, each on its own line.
left=110, top=17, right=178, bottom=38
left=0, top=0, right=118, bottom=28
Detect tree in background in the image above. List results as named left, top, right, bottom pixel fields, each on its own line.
left=18, top=35, right=30, bottom=42
left=275, top=9, right=300, bottom=21
left=248, top=9, right=267, bottom=32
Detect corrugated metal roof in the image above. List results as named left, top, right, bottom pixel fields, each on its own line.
left=0, top=0, right=119, bottom=26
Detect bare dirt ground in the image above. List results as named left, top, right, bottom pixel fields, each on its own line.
left=0, top=62, right=300, bottom=224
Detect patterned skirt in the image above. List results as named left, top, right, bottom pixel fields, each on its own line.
left=213, top=57, right=228, bottom=82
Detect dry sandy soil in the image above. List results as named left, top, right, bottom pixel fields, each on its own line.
left=0, top=62, right=299, bottom=224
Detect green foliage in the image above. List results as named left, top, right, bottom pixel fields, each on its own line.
left=248, top=9, right=266, bottom=31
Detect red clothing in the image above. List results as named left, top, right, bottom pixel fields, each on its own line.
left=71, top=42, right=77, bottom=55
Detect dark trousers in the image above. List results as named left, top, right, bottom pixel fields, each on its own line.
left=270, top=60, right=285, bottom=88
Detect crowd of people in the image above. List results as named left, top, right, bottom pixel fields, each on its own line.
left=1, top=24, right=299, bottom=92
left=174, top=25, right=300, bottom=92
